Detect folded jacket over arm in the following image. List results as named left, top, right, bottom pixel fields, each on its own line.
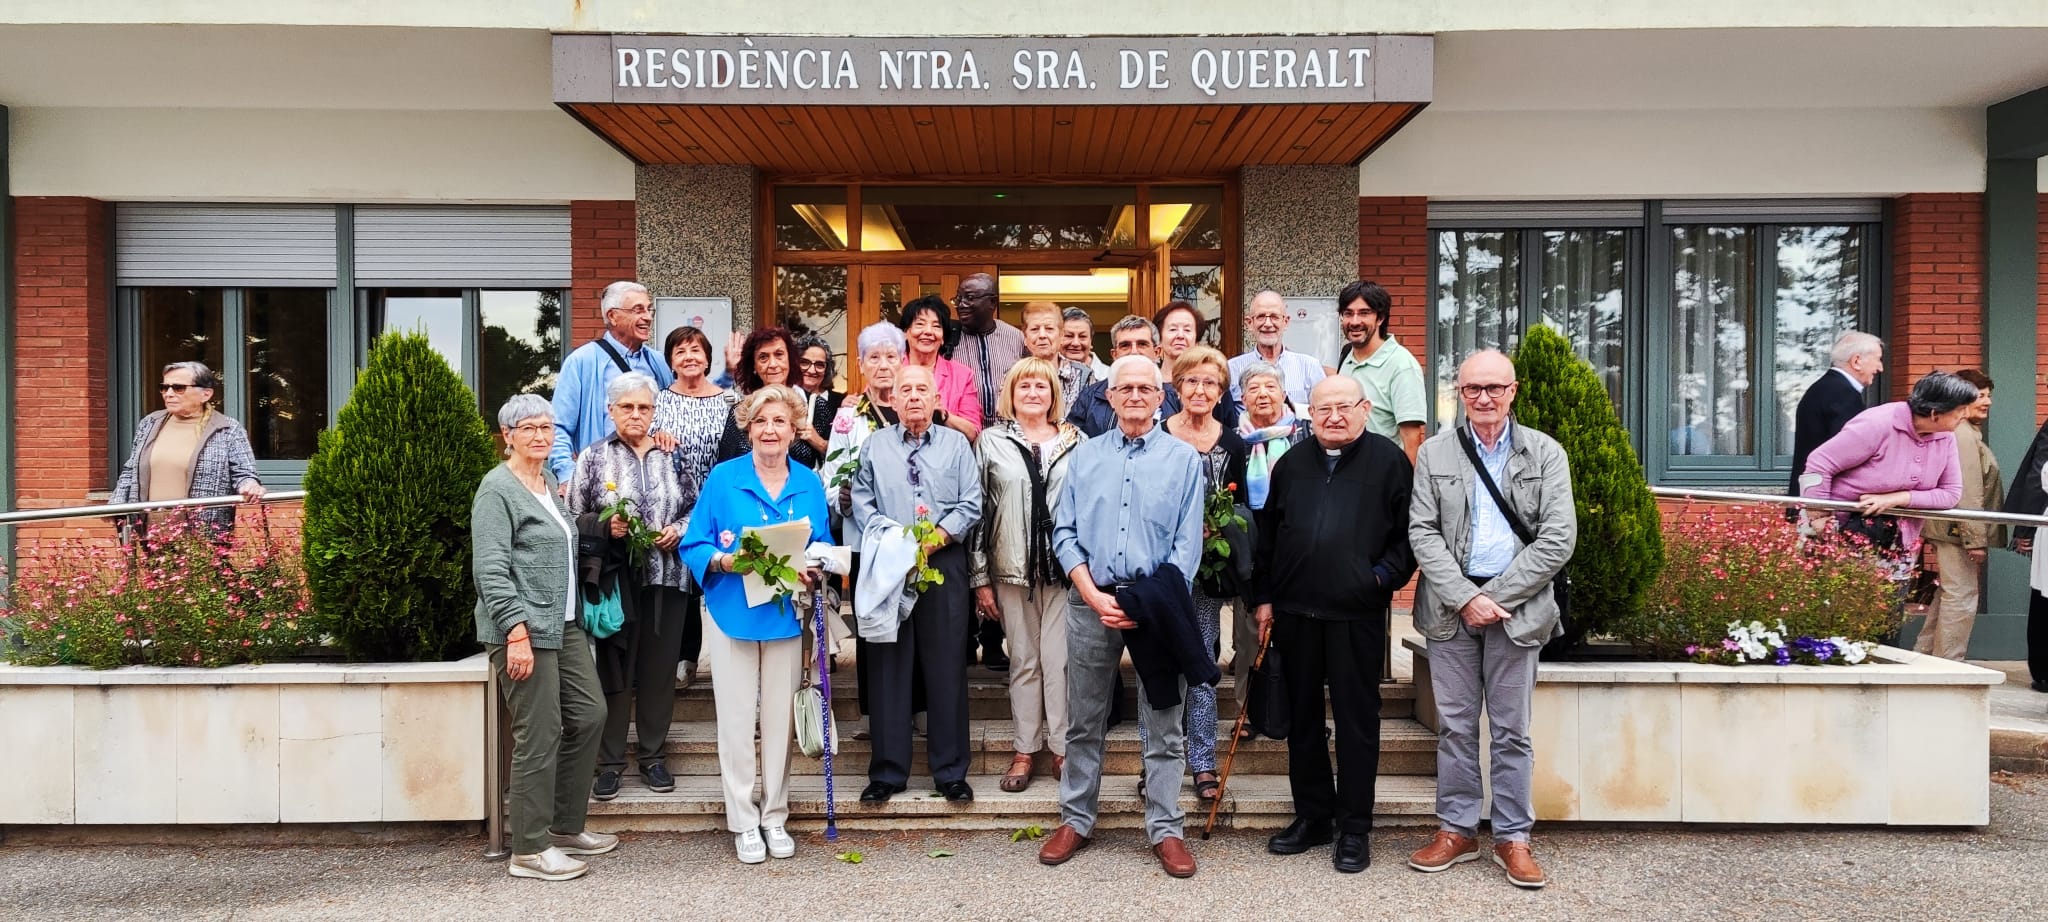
left=1115, top=563, right=1221, bottom=709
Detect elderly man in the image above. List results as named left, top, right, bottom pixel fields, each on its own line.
left=1038, top=355, right=1208, bottom=879
left=549, top=280, right=675, bottom=482
left=1334, top=280, right=1428, bottom=461
left=1407, top=349, right=1576, bottom=890
left=1228, top=289, right=1331, bottom=407
left=1067, top=316, right=1181, bottom=437
left=1789, top=331, right=1884, bottom=500
left=1250, top=375, right=1413, bottom=873
left=850, top=364, right=984, bottom=804
left=951, top=272, right=1027, bottom=424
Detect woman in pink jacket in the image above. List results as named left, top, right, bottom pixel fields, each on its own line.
left=1800, top=371, right=1977, bottom=559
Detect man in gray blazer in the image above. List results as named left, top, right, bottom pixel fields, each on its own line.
left=1405, top=349, right=1576, bottom=891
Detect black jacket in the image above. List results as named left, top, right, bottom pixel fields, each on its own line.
left=1788, top=369, right=1868, bottom=496
left=1115, top=564, right=1221, bottom=710
left=1248, top=432, right=1414, bottom=619
left=1161, top=416, right=1251, bottom=597
left=2003, top=416, right=2048, bottom=544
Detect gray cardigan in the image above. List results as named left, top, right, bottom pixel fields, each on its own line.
left=110, top=410, right=262, bottom=532
left=471, top=464, right=577, bottom=650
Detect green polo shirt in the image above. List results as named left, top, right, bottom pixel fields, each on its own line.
left=1337, top=335, right=1428, bottom=439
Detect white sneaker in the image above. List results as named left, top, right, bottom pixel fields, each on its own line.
left=676, top=659, right=699, bottom=689
left=763, top=825, right=796, bottom=859
left=508, top=846, right=588, bottom=881
left=735, top=828, right=768, bottom=864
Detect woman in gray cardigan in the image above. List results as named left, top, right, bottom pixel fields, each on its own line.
left=472, top=393, right=615, bottom=881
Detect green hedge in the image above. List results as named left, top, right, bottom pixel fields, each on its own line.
left=303, top=331, right=499, bottom=662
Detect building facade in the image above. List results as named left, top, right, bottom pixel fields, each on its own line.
left=4, top=3, right=2047, bottom=652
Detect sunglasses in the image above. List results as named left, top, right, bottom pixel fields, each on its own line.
left=159, top=383, right=200, bottom=394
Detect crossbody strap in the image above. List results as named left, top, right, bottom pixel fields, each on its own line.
left=1457, top=426, right=1537, bottom=547
left=592, top=337, right=633, bottom=374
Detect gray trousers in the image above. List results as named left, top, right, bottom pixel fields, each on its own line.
left=1428, top=618, right=1541, bottom=842
left=491, top=622, right=605, bottom=856
left=1060, top=588, right=1187, bottom=844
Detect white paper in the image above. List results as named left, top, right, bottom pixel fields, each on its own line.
left=740, top=519, right=815, bottom=608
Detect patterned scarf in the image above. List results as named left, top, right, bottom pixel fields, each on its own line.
left=1239, top=413, right=1303, bottom=510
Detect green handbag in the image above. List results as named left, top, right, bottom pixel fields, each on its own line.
left=582, top=581, right=625, bottom=640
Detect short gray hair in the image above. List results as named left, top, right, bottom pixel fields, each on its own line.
left=1061, top=307, right=1092, bottom=325
left=855, top=322, right=906, bottom=360
left=496, top=393, right=554, bottom=430
left=734, top=384, right=806, bottom=429
left=1830, top=331, right=1883, bottom=367
left=1109, top=314, right=1158, bottom=344
left=605, top=371, right=658, bottom=406
left=161, top=361, right=220, bottom=391
left=1906, top=371, right=1978, bottom=418
left=1107, top=353, right=1164, bottom=388
left=1237, top=360, right=1284, bottom=393
left=599, top=280, right=650, bottom=322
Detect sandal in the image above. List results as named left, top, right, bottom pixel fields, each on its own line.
left=999, top=753, right=1035, bottom=793
left=1194, top=771, right=1221, bottom=801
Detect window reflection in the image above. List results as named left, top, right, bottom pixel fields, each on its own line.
left=1433, top=230, right=1521, bottom=425
left=1669, top=226, right=1756, bottom=456
left=776, top=266, right=849, bottom=390
left=1772, top=226, right=1863, bottom=452
left=859, top=186, right=1137, bottom=250
left=369, top=288, right=466, bottom=375
left=478, top=290, right=563, bottom=417
left=139, top=288, right=225, bottom=414
left=245, top=289, right=329, bottom=460
left=1538, top=230, right=1627, bottom=409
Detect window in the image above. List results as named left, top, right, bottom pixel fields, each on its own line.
left=130, top=287, right=330, bottom=461
left=364, top=288, right=565, bottom=412
left=1428, top=201, right=1881, bottom=485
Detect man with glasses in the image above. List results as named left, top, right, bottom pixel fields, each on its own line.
left=1038, top=354, right=1207, bottom=879
left=548, top=280, right=675, bottom=483
left=951, top=273, right=1027, bottom=426
left=1250, top=375, right=1413, bottom=873
left=1066, top=315, right=1184, bottom=437
left=1227, top=289, right=1333, bottom=408
left=1333, top=280, right=1428, bottom=461
left=1406, top=350, right=1577, bottom=890
left=849, top=364, right=984, bottom=804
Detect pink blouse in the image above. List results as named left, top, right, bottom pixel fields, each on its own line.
left=1800, top=401, right=1962, bottom=551
left=922, top=356, right=983, bottom=429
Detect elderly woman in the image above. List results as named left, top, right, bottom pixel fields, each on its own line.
left=111, top=361, right=265, bottom=538
left=898, top=295, right=982, bottom=440
left=1918, top=369, right=2005, bottom=661
left=1021, top=301, right=1090, bottom=407
left=1155, top=301, right=1240, bottom=428
left=472, top=394, right=614, bottom=882
left=826, top=323, right=907, bottom=525
left=1802, top=371, right=1973, bottom=568
left=1230, top=360, right=1312, bottom=704
left=795, top=334, right=846, bottom=467
left=1144, top=345, right=1249, bottom=802
left=971, top=358, right=1085, bottom=793
left=569, top=372, right=690, bottom=802
left=652, top=325, right=737, bottom=689
left=717, top=327, right=823, bottom=467
left=681, top=385, right=832, bottom=865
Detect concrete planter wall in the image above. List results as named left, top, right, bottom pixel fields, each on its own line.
left=0, top=656, right=487, bottom=825
left=1407, top=638, right=2001, bottom=826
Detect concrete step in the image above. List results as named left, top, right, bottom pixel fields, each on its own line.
left=585, top=773, right=1438, bottom=834
left=626, top=717, right=1438, bottom=779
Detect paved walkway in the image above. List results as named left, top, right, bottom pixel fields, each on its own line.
left=5, top=778, right=2047, bottom=921
left=1982, top=661, right=2048, bottom=772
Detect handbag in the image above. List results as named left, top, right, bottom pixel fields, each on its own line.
left=1221, top=502, right=1258, bottom=593
left=1243, top=631, right=1290, bottom=741
left=581, top=580, right=626, bottom=640
left=1456, top=429, right=1571, bottom=623
left=794, top=592, right=839, bottom=758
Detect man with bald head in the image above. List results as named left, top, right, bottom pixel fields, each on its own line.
left=1249, top=374, right=1414, bottom=873
left=1228, top=289, right=1333, bottom=408
left=1405, top=349, right=1576, bottom=890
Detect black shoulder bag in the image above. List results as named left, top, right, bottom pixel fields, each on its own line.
left=1456, top=428, right=1571, bottom=626
left=592, top=338, right=634, bottom=374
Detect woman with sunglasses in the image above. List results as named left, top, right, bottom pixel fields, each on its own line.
left=110, top=361, right=265, bottom=540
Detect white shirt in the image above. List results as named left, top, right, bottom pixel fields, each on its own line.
left=1832, top=366, right=1866, bottom=394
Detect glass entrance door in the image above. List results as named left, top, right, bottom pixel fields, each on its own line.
left=843, top=264, right=995, bottom=392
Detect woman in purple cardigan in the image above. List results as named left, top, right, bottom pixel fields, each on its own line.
left=1800, top=371, right=1977, bottom=558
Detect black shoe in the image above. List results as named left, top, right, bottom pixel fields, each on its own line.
left=640, top=762, right=675, bottom=793
left=1332, top=831, right=1370, bottom=873
left=1267, top=817, right=1334, bottom=855
left=983, top=649, right=1011, bottom=672
left=592, top=770, right=622, bottom=801
left=938, top=780, right=975, bottom=802
left=2033, top=679, right=2048, bottom=693
left=860, top=781, right=903, bottom=804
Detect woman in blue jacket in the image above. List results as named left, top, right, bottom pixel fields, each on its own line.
left=680, top=384, right=831, bottom=865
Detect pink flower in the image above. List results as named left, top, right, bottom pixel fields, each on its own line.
left=915, top=503, right=930, bottom=518
left=832, top=413, right=854, bottom=434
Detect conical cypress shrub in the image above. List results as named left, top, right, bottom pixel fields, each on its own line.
left=1512, top=323, right=1665, bottom=657
left=303, top=331, right=499, bottom=662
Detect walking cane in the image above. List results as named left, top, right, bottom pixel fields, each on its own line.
left=1202, top=625, right=1270, bottom=840
left=813, top=589, right=840, bottom=842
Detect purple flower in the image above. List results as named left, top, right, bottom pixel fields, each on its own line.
left=1773, top=647, right=1792, bottom=666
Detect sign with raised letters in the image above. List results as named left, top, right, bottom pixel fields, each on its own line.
left=554, top=34, right=1432, bottom=106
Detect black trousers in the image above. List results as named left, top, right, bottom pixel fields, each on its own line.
left=2030, top=589, right=2048, bottom=685
left=1275, top=609, right=1385, bottom=834
left=679, top=590, right=704, bottom=664
left=597, top=584, right=689, bottom=772
left=868, top=544, right=972, bottom=787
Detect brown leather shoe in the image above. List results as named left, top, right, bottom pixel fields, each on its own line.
left=1407, top=830, right=1479, bottom=872
left=1038, top=824, right=1090, bottom=866
left=1493, top=841, right=1548, bottom=889
left=1153, top=835, right=1197, bottom=878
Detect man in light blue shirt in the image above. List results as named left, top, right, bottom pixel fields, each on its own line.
left=1228, top=289, right=1332, bottom=407
left=1040, top=354, right=1206, bottom=879
left=549, top=281, right=674, bottom=482
left=1464, top=419, right=1517, bottom=579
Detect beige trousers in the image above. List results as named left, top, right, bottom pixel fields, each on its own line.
left=996, top=582, right=1069, bottom=756
left=1918, top=541, right=1981, bottom=661
left=704, top=615, right=802, bottom=832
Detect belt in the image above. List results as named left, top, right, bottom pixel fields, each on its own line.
left=1096, top=581, right=1135, bottom=594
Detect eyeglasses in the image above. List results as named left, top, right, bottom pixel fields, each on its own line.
left=954, top=290, right=995, bottom=303
left=1457, top=383, right=1515, bottom=400
left=1108, top=384, right=1162, bottom=397
left=797, top=359, right=830, bottom=372
left=1112, top=339, right=1153, bottom=354
left=158, top=383, right=198, bottom=394
left=1176, top=376, right=1224, bottom=393
left=610, top=304, right=654, bottom=317
left=611, top=403, right=654, bottom=416
left=1309, top=398, right=1366, bottom=419
left=510, top=423, right=555, bottom=437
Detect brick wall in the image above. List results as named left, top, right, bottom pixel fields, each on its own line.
left=1888, top=193, right=1986, bottom=402
left=570, top=200, right=638, bottom=345
left=1357, top=196, right=1430, bottom=348
left=12, top=196, right=111, bottom=568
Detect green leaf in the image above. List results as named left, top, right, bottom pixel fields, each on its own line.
left=834, top=850, right=864, bottom=864
left=1010, top=825, right=1045, bottom=842
left=926, top=850, right=954, bottom=858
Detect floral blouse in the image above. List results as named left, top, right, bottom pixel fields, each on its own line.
left=568, top=434, right=692, bottom=590
left=653, top=387, right=737, bottom=503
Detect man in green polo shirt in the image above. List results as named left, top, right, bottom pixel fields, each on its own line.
left=1334, top=280, right=1427, bottom=460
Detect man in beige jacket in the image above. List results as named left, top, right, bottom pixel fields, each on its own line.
left=1918, top=369, right=2005, bottom=661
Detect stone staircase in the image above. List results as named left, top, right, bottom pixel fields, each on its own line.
left=585, top=661, right=1439, bottom=834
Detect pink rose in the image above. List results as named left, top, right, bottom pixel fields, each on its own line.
left=832, top=413, right=854, bottom=434
left=719, top=530, right=735, bottom=548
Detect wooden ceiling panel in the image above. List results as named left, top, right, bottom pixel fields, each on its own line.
left=565, top=102, right=1423, bottom=175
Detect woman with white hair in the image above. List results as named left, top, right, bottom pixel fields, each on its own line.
left=472, top=393, right=613, bottom=881
left=568, top=372, right=690, bottom=803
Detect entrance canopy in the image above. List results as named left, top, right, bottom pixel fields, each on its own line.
left=553, top=33, right=1432, bottom=174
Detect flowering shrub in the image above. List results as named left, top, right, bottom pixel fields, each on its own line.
left=1685, top=619, right=1878, bottom=667
left=1611, top=509, right=1900, bottom=662
left=1, top=510, right=317, bottom=669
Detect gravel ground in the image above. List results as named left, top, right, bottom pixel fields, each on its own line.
left=6, top=776, right=2048, bottom=921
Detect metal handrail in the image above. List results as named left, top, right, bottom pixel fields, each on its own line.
left=0, top=491, right=306, bottom=527
left=1650, top=486, right=2048, bottom=529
